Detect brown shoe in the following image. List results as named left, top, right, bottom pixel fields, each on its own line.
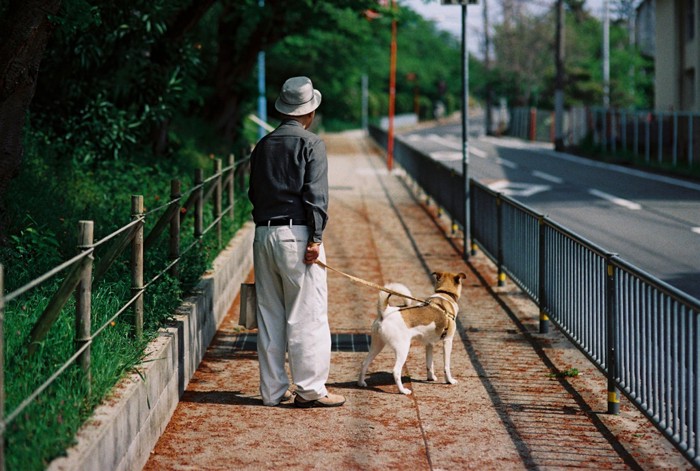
left=294, top=392, right=346, bottom=408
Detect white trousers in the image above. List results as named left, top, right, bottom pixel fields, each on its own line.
left=253, top=224, right=330, bottom=406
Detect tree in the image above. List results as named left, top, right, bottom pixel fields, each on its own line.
left=0, top=0, right=63, bottom=238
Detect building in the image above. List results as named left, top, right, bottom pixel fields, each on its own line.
left=642, top=0, right=700, bottom=111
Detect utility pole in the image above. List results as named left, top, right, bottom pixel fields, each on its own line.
left=461, top=3, right=469, bottom=259
left=386, top=0, right=398, bottom=171
left=483, top=0, right=492, bottom=135
left=441, top=0, right=475, bottom=259
left=603, top=0, right=610, bottom=108
left=554, top=0, right=565, bottom=151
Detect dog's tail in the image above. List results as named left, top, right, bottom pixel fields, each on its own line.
left=378, top=282, right=414, bottom=316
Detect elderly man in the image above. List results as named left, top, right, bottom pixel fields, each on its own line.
left=248, top=76, right=345, bottom=408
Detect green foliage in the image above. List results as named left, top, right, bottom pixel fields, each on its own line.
left=266, top=4, right=463, bottom=131
left=1, top=116, right=251, bottom=468
left=490, top=4, right=653, bottom=110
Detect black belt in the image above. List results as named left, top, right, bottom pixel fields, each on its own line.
left=256, top=219, right=308, bottom=227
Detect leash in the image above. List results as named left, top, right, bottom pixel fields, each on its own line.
left=314, top=260, right=456, bottom=316
left=314, top=259, right=429, bottom=305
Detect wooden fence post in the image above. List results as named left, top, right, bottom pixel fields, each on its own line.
left=169, top=179, right=181, bottom=279
left=75, top=221, right=94, bottom=395
left=214, top=158, right=223, bottom=248
left=227, top=154, right=235, bottom=219
left=194, top=169, right=203, bottom=239
left=0, top=264, right=5, bottom=471
left=131, top=196, right=144, bottom=341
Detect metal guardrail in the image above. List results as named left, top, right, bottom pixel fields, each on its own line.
left=369, top=124, right=700, bottom=467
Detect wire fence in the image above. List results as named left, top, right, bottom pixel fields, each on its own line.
left=0, top=154, right=251, bottom=470
left=369, top=124, right=700, bottom=468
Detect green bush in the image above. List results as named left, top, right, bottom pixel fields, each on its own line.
left=1, top=121, right=252, bottom=470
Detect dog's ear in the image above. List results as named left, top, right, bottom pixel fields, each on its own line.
left=431, top=272, right=440, bottom=281
left=455, top=273, right=467, bottom=283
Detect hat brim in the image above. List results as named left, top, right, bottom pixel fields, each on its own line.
left=274, top=89, right=322, bottom=116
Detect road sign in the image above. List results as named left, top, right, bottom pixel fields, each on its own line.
left=441, top=0, right=478, bottom=4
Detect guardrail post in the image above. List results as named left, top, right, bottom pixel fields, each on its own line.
left=169, top=180, right=181, bottom=279
left=496, top=193, right=505, bottom=287
left=469, top=179, right=476, bottom=256
left=606, top=253, right=620, bottom=414
left=658, top=111, right=663, bottom=164
left=131, top=196, right=144, bottom=341
left=214, top=158, right=223, bottom=248
left=76, top=221, right=94, bottom=395
left=645, top=113, right=651, bottom=162
left=194, top=169, right=204, bottom=239
left=538, top=215, right=549, bottom=333
left=529, top=107, right=537, bottom=141
left=689, top=115, right=694, bottom=167
left=0, top=264, right=5, bottom=471
left=227, top=154, right=235, bottom=219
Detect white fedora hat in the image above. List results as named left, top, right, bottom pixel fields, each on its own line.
left=274, top=76, right=322, bottom=116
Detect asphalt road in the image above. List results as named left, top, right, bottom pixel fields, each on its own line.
left=399, top=121, right=700, bottom=300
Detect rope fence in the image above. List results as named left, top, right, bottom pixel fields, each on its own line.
left=0, top=153, right=251, bottom=470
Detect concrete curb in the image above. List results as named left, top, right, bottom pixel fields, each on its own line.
left=48, top=221, right=255, bottom=471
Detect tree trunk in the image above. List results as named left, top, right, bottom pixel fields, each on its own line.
left=0, top=0, right=62, bottom=239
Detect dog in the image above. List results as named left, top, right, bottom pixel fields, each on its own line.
left=358, top=271, right=467, bottom=395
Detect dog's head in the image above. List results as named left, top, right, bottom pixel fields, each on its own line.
left=431, top=271, right=467, bottom=300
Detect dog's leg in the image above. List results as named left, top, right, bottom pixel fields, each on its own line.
left=425, top=344, right=437, bottom=381
left=443, top=335, right=458, bottom=384
left=358, top=332, right=385, bottom=387
left=392, top=340, right=412, bottom=395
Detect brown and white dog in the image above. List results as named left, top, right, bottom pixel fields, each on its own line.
left=358, top=271, right=466, bottom=395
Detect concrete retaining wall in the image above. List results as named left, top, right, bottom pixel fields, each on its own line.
left=48, top=221, right=255, bottom=471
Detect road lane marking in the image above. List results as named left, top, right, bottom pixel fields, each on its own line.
left=489, top=180, right=551, bottom=197
left=428, top=133, right=461, bottom=150
left=588, top=189, right=642, bottom=210
left=430, top=151, right=462, bottom=161
left=496, top=158, right=518, bottom=169
left=470, top=147, right=488, bottom=158
left=532, top=171, right=563, bottom=184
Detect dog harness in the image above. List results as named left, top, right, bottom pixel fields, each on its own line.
left=399, top=291, right=458, bottom=339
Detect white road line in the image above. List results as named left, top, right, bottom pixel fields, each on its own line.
left=532, top=171, right=563, bottom=184
left=496, top=158, right=518, bottom=169
left=425, top=133, right=490, bottom=159
left=470, top=147, right=488, bottom=159
left=428, top=133, right=461, bottom=150
left=588, top=189, right=642, bottom=210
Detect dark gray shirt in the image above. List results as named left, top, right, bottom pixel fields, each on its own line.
left=248, top=119, right=328, bottom=243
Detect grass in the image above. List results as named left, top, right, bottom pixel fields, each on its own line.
left=1, top=121, right=253, bottom=470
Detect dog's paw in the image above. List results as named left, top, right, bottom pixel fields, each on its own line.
left=358, top=380, right=367, bottom=388
left=446, top=377, right=458, bottom=385
left=399, top=387, right=412, bottom=395
left=427, top=373, right=437, bottom=382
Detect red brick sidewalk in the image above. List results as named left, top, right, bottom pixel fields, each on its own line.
left=144, top=131, right=691, bottom=470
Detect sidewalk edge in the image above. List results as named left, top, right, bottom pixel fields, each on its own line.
left=47, top=221, right=255, bottom=471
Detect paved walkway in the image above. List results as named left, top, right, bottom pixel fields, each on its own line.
left=144, top=131, right=691, bottom=470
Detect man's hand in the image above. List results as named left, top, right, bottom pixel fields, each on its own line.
left=304, top=241, right=321, bottom=264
